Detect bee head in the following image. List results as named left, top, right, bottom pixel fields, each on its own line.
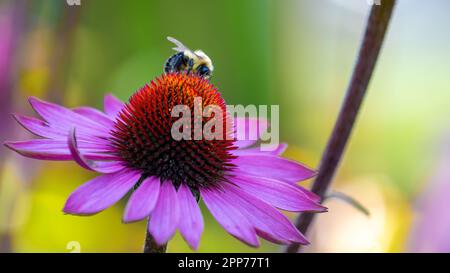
left=193, top=50, right=213, bottom=78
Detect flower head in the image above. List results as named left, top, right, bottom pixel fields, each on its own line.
left=110, top=74, right=235, bottom=190
left=5, top=73, right=325, bottom=249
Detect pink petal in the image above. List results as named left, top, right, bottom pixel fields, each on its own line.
left=232, top=155, right=316, bottom=183
left=13, top=114, right=65, bottom=139
left=177, top=184, right=204, bottom=250
left=201, top=187, right=260, bottom=247
left=63, top=169, right=140, bottom=215
left=29, top=97, right=108, bottom=133
left=231, top=174, right=326, bottom=212
left=123, top=176, right=160, bottom=223
left=255, top=230, right=288, bottom=245
left=232, top=154, right=322, bottom=202
left=233, top=143, right=288, bottom=156
left=295, top=185, right=321, bottom=203
left=233, top=117, right=269, bottom=149
left=12, top=113, right=111, bottom=144
left=4, top=139, right=117, bottom=161
left=104, top=94, right=124, bottom=119
left=223, top=183, right=309, bottom=245
left=73, top=107, right=114, bottom=127
left=148, top=181, right=180, bottom=246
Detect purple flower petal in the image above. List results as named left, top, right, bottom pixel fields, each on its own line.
left=123, top=176, right=160, bottom=223
left=68, top=128, right=123, bottom=173
left=295, top=185, right=321, bottom=203
left=233, top=154, right=321, bottom=202
left=148, top=181, right=180, bottom=246
left=222, top=183, right=309, bottom=245
left=232, top=155, right=316, bottom=183
left=88, top=161, right=124, bottom=173
left=231, top=174, right=326, bottom=212
left=177, top=184, right=204, bottom=250
left=13, top=114, right=65, bottom=139
left=4, top=139, right=118, bottom=161
left=255, top=230, right=288, bottom=245
left=73, top=107, right=114, bottom=127
left=104, top=94, right=124, bottom=118
left=13, top=113, right=111, bottom=144
left=28, top=97, right=110, bottom=137
left=233, top=143, right=288, bottom=156
left=233, top=117, right=269, bottom=149
left=201, top=187, right=260, bottom=247
left=63, top=169, right=140, bottom=215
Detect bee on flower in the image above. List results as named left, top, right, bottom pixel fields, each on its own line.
left=4, top=37, right=325, bottom=250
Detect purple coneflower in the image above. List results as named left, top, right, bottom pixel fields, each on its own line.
left=4, top=73, right=325, bottom=249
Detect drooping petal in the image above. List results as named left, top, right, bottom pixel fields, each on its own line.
left=123, top=176, right=160, bottom=223
left=222, top=183, right=309, bottom=245
left=63, top=169, right=140, bottom=215
left=68, top=128, right=123, bottom=173
left=231, top=174, right=326, bottom=212
left=233, top=117, right=269, bottom=149
left=233, top=143, right=288, bottom=156
left=148, top=181, right=180, bottom=246
left=87, top=161, right=124, bottom=173
left=201, top=187, right=260, bottom=247
left=177, top=184, right=204, bottom=250
left=104, top=94, right=124, bottom=118
left=73, top=107, right=115, bottom=127
left=232, top=155, right=316, bottom=183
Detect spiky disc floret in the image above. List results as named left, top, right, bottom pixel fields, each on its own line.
left=110, top=73, right=236, bottom=190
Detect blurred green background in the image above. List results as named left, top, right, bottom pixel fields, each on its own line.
left=1, top=0, right=450, bottom=252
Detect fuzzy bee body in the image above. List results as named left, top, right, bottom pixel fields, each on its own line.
left=164, top=37, right=214, bottom=79
left=164, top=52, right=193, bottom=74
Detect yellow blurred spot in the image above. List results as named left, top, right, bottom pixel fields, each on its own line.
left=0, top=158, right=31, bottom=234
left=305, top=175, right=412, bottom=252
left=19, top=68, right=50, bottom=97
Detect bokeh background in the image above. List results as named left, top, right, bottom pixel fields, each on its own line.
left=1, top=0, right=450, bottom=253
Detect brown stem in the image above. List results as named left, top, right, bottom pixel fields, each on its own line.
left=143, top=228, right=167, bottom=253
left=286, top=0, right=396, bottom=253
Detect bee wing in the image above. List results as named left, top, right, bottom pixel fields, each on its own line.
left=167, top=36, right=196, bottom=55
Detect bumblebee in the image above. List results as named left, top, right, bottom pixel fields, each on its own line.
left=164, top=37, right=214, bottom=79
